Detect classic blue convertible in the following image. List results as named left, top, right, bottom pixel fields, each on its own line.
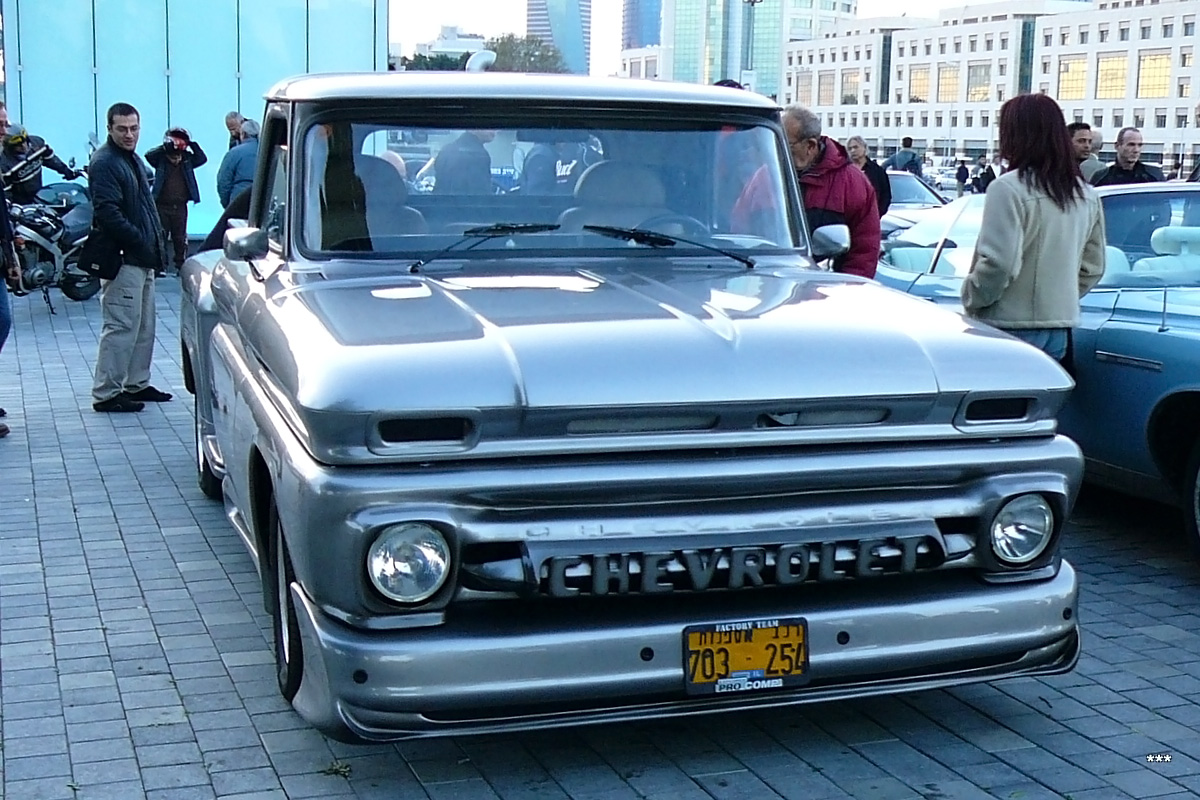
left=876, top=183, right=1200, bottom=550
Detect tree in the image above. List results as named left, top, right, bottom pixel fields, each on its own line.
left=485, top=34, right=569, bottom=74
left=397, top=52, right=469, bottom=71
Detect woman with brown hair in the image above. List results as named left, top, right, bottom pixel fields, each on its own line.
left=961, top=93, right=1107, bottom=361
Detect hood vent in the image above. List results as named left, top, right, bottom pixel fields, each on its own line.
left=964, top=398, right=1031, bottom=422
left=378, top=416, right=474, bottom=444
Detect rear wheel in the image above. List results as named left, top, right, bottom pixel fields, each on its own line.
left=60, top=274, right=100, bottom=301
left=269, top=503, right=305, bottom=701
left=1183, top=439, right=1200, bottom=556
left=194, top=393, right=222, bottom=500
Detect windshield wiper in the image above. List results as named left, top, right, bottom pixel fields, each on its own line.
left=408, top=222, right=561, bottom=273
left=582, top=224, right=755, bottom=269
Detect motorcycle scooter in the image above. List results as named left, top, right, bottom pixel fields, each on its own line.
left=3, top=145, right=96, bottom=312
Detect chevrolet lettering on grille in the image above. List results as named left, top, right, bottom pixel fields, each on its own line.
left=543, top=535, right=945, bottom=597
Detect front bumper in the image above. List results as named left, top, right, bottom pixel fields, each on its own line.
left=288, top=560, right=1079, bottom=741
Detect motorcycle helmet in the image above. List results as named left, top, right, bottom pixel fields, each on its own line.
left=4, top=124, right=29, bottom=151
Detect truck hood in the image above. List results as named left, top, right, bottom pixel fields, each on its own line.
left=252, top=260, right=1069, bottom=418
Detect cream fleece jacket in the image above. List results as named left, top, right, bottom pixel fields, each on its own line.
left=961, top=171, right=1106, bottom=329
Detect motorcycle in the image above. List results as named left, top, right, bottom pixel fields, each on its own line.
left=3, top=146, right=97, bottom=312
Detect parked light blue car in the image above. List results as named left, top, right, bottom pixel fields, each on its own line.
left=875, top=183, right=1200, bottom=549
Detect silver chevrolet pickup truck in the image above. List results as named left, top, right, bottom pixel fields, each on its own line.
left=180, top=72, right=1081, bottom=742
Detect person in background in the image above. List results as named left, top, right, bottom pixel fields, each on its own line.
left=973, top=155, right=998, bottom=194
left=846, top=135, right=891, bottom=217
left=955, top=160, right=970, bottom=197
left=217, top=119, right=260, bottom=207
left=88, top=102, right=171, bottom=413
left=1081, top=129, right=1105, bottom=182
left=882, top=136, right=923, bottom=178
left=1090, top=127, right=1165, bottom=186
left=778, top=106, right=879, bottom=278
left=1066, top=122, right=1094, bottom=183
left=0, top=119, right=82, bottom=205
left=432, top=130, right=495, bottom=195
left=146, top=127, right=206, bottom=274
left=961, top=93, right=1106, bottom=362
left=0, top=176, right=17, bottom=437
left=225, top=111, right=244, bottom=150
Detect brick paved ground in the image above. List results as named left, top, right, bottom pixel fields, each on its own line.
left=3, top=282, right=1200, bottom=800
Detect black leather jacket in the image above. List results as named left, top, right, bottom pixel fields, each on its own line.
left=88, top=139, right=165, bottom=270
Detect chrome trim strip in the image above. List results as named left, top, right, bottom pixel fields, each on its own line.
left=1095, top=350, right=1163, bottom=372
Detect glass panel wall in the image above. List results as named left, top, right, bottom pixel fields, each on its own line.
left=0, top=0, right=385, bottom=234
left=1136, top=52, right=1171, bottom=99
left=1095, top=54, right=1127, bottom=99
left=908, top=66, right=930, bottom=103
left=1057, top=56, right=1086, bottom=101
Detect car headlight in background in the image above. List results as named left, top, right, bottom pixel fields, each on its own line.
left=367, top=523, right=451, bottom=603
left=989, top=495, right=1054, bottom=565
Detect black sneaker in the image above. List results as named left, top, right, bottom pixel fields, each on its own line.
left=93, top=395, right=145, bottom=413
left=126, top=386, right=173, bottom=402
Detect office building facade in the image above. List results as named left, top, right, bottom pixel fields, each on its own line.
left=623, top=0, right=662, bottom=49
left=656, top=0, right=854, bottom=99
left=782, top=0, right=1198, bottom=167
left=527, top=0, right=593, bottom=74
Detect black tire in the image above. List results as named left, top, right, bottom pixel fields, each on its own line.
left=194, top=394, right=222, bottom=500
left=1182, top=439, right=1200, bottom=556
left=60, top=274, right=100, bottom=302
left=269, top=504, right=305, bottom=701
left=182, top=343, right=195, bottom=394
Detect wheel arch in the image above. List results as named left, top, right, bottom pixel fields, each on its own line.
left=1147, top=391, right=1200, bottom=496
left=247, top=444, right=277, bottom=612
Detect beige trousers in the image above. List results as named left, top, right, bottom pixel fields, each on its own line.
left=92, top=265, right=156, bottom=403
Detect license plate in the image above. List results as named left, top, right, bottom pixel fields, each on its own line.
left=683, top=617, right=809, bottom=696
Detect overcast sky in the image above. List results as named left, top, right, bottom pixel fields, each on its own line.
left=392, top=0, right=968, bottom=76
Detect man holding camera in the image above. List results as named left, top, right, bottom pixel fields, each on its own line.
left=146, top=128, right=206, bottom=273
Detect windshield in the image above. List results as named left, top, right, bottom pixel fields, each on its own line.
left=887, top=172, right=945, bottom=207
left=1098, top=189, right=1200, bottom=287
left=880, top=188, right=1200, bottom=288
left=299, top=116, right=799, bottom=258
left=881, top=195, right=983, bottom=275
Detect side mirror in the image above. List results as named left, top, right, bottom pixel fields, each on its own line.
left=224, top=226, right=268, bottom=261
left=810, top=224, right=851, bottom=261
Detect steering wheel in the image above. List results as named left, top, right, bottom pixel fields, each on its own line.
left=637, top=213, right=710, bottom=239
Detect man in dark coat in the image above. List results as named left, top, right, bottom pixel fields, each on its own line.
left=1090, top=127, right=1166, bottom=186
left=88, top=102, right=171, bottom=413
left=432, top=130, right=495, bottom=195
left=146, top=128, right=207, bottom=273
left=0, top=123, right=81, bottom=205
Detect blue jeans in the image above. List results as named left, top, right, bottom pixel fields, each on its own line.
left=0, top=277, right=10, bottom=355
left=1005, top=328, right=1068, bottom=361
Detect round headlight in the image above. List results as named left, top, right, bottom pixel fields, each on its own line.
left=367, top=523, right=451, bottom=603
left=990, top=494, right=1054, bottom=565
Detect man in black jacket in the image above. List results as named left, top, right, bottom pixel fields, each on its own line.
left=1090, top=127, right=1166, bottom=186
left=89, top=102, right=171, bottom=413
left=0, top=122, right=81, bottom=205
left=146, top=128, right=207, bottom=273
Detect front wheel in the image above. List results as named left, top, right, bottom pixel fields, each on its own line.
left=1182, top=439, right=1200, bottom=556
left=59, top=274, right=100, bottom=302
left=269, top=503, right=305, bottom=701
left=194, top=393, right=222, bottom=500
